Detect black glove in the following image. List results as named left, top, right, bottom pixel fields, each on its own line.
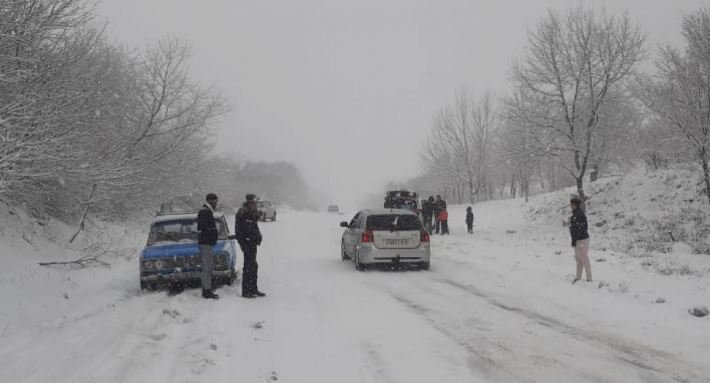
left=571, top=240, right=576, bottom=247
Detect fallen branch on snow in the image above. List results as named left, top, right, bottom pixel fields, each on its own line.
left=38, top=254, right=110, bottom=268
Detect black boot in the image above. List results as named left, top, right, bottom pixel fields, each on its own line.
left=254, top=290, right=266, bottom=297
left=202, top=289, right=219, bottom=299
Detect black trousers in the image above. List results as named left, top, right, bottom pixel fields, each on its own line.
left=241, top=243, right=259, bottom=295
left=440, top=220, right=449, bottom=234
left=467, top=223, right=473, bottom=233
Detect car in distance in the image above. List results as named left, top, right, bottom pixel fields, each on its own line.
left=139, top=211, right=238, bottom=290
left=340, top=209, right=430, bottom=270
left=327, top=204, right=340, bottom=213
left=257, top=200, right=277, bottom=221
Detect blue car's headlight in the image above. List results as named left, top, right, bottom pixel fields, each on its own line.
left=143, top=259, right=175, bottom=271
left=215, top=252, right=229, bottom=269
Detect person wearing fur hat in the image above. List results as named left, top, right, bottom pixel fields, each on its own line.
left=235, top=193, right=265, bottom=298
left=569, top=195, right=592, bottom=284
left=197, top=193, right=220, bottom=299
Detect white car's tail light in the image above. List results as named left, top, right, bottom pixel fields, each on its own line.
left=420, top=230, right=430, bottom=242
left=361, top=230, right=374, bottom=243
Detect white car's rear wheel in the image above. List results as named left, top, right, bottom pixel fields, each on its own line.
left=341, top=242, right=349, bottom=261
left=355, top=251, right=366, bottom=271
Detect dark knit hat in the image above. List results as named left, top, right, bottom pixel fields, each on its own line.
left=206, top=193, right=218, bottom=202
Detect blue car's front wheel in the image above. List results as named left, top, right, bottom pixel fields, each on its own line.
left=225, top=266, right=237, bottom=286
left=140, top=281, right=157, bottom=291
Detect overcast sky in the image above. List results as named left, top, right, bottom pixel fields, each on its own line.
left=97, top=0, right=707, bottom=206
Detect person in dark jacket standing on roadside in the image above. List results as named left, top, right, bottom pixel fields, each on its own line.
left=197, top=193, right=220, bottom=299
left=466, top=206, right=474, bottom=234
left=569, top=195, right=592, bottom=284
left=421, top=197, right=434, bottom=233
left=235, top=193, right=264, bottom=298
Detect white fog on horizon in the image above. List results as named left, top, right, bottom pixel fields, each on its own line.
left=96, top=0, right=707, bottom=209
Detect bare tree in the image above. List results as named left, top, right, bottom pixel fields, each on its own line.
left=497, top=118, right=540, bottom=201
left=65, top=37, right=228, bottom=237
left=0, top=0, right=237, bottom=243
left=636, top=7, right=710, bottom=203
left=508, top=6, right=645, bottom=208
left=0, top=0, right=96, bottom=195
left=423, top=89, right=498, bottom=203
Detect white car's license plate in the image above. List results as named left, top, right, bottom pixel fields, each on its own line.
left=386, top=239, right=409, bottom=246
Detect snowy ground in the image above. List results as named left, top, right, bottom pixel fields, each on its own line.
left=1, top=195, right=709, bottom=382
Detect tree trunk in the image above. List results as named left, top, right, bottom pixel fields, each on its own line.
left=69, top=183, right=97, bottom=243
left=701, top=156, right=710, bottom=204
left=576, top=177, right=587, bottom=212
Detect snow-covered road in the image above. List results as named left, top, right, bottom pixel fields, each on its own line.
left=2, top=203, right=709, bottom=383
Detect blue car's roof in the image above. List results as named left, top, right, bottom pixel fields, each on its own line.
left=152, top=212, right=226, bottom=224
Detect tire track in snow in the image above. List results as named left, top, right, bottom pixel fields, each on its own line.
left=370, top=267, right=698, bottom=383
left=359, top=341, right=398, bottom=383
left=389, top=294, right=521, bottom=383
left=435, top=276, right=705, bottom=383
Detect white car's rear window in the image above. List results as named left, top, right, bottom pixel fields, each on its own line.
left=366, top=215, right=421, bottom=231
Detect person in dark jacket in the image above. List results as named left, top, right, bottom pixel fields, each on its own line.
left=421, top=197, right=434, bottom=233
left=433, top=195, right=447, bottom=234
left=466, top=206, right=474, bottom=234
left=197, top=193, right=220, bottom=299
left=569, top=195, right=592, bottom=284
left=235, top=193, right=264, bottom=298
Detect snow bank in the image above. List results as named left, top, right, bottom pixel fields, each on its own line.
left=0, top=203, right=147, bottom=340
left=521, top=167, right=710, bottom=278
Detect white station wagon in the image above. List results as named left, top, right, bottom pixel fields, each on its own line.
left=340, top=209, right=431, bottom=270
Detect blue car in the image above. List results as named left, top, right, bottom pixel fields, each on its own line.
left=139, top=212, right=239, bottom=290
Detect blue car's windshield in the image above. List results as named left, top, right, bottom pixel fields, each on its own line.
left=147, top=218, right=228, bottom=245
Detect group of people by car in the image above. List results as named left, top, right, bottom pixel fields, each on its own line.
left=197, top=193, right=265, bottom=299
left=417, top=195, right=477, bottom=236
left=419, top=195, right=451, bottom=235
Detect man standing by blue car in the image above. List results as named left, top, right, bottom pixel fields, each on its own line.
left=197, top=193, right=220, bottom=299
left=235, top=193, right=265, bottom=298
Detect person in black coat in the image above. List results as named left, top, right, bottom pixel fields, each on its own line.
left=569, top=195, right=592, bottom=284
left=433, top=195, right=447, bottom=234
left=421, top=197, right=434, bottom=233
left=235, top=193, right=264, bottom=298
left=465, top=206, right=474, bottom=234
left=197, top=193, right=220, bottom=299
